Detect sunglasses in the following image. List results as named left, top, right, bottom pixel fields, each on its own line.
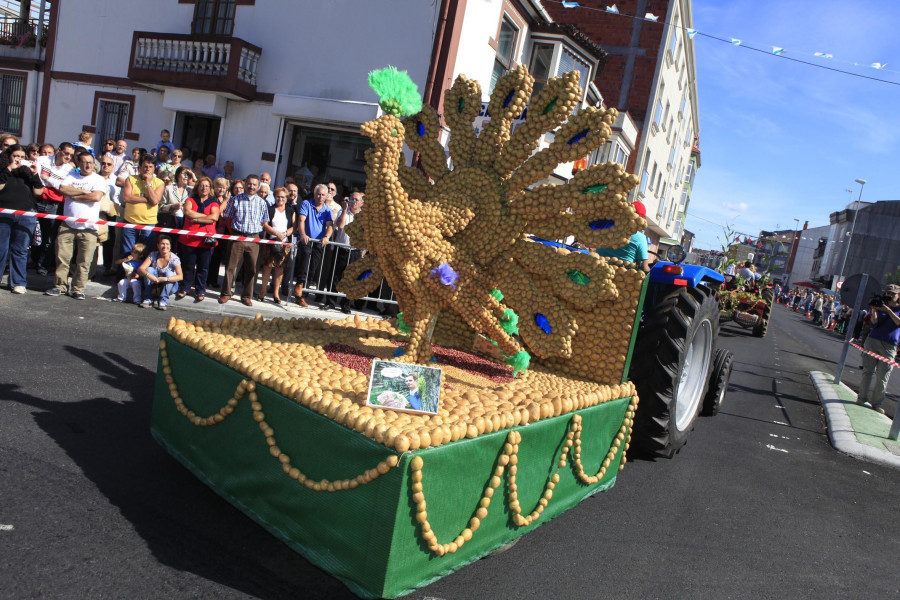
left=101, top=162, right=114, bottom=166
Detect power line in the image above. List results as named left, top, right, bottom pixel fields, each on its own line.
left=541, top=0, right=900, bottom=87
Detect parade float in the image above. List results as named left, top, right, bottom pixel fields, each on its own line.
left=150, top=66, right=719, bottom=598
left=718, top=283, right=775, bottom=337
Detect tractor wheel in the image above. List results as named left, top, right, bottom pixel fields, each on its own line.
left=702, top=349, right=734, bottom=416
left=631, top=286, right=719, bottom=458
left=753, top=318, right=769, bottom=337
left=761, top=287, right=775, bottom=321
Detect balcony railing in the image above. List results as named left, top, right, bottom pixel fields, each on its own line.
left=0, top=16, right=48, bottom=46
left=128, top=31, right=261, bottom=100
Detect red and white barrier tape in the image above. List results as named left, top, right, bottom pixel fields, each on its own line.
left=0, top=208, right=289, bottom=245
left=849, top=341, right=900, bottom=369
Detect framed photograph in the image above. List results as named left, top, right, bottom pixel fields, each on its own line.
left=366, top=360, right=442, bottom=415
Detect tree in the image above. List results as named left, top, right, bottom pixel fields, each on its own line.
left=885, top=264, right=900, bottom=285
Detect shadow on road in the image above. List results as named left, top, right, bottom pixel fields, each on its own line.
left=2, top=345, right=354, bottom=600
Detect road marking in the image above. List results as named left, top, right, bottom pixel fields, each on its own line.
left=862, top=471, right=871, bottom=475
left=769, top=434, right=790, bottom=439
left=773, top=420, right=789, bottom=425
left=0, top=524, right=13, bottom=531
left=766, top=444, right=789, bottom=453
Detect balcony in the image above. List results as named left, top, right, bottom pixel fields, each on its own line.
left=0, top=16, right=47, bottom=62
left=128, top=32, right=261, bottom=101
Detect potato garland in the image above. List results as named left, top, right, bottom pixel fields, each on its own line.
left=165, top=316, right=638, bottom=452
left=411, top=396, right=638, bottom=555
left=159, top=337, right=401, bottom=492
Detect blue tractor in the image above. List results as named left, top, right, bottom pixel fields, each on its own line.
left=630, top=251, right=734, bottom=457
left=532, top=238, right=734, bottom=458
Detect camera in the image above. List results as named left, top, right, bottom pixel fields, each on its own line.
left=870, top=295, right=885, bottom=308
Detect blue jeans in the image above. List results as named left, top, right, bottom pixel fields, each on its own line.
left=179, top=243, right=213, bottom=296
left=0, top=213, right=36, bottom=288
left=120, top=225, right=156, bottom=260
left=143, top=266, right=178, bottom=303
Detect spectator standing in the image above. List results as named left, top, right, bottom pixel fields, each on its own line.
left=159, top=166, right=194, bottom=229
left=326, top=181, right=342, bottom=219
left=137, top=235, right=182, bottom=310
left=155, top=145, right=176, bottom=180
left=202, top=154, right=225, bottom=179
left=73, top=131, right=94, bottom=156
left=45, top=152, right=106, bottom=299
left=207, top=177, right=238, bottom=289
left=0, top=133, right=18, bottom=150
left=813, top=294, right=824, bottom=324
left=257, top=186, right=294, bottom=304
left=116, top=147, right=144, bottom=186
left=100, top=138, right=116, bottom=160
left=154, top=129, right=175, bottom=156
left=33, top=142, right=75, bottom=274
left=219, top=174, right=267, bottom=306
left=98, top=156, right=120, bottom=275
left=855, top=285, right=900, bottom=414
left=178, top=176, right=219, bottom=302
left=108, top=139, right=128, bottom=173
left=293, top=183, right=333, bottom=307
left=323, top=191, right=364, bottom=313
left=120, top=155, right=164, bottom=258
left=0, top=145, right=43, bottom=293
left=260, top=172, right=275, bottom=205
left=223, top=161, right=235, bottom=182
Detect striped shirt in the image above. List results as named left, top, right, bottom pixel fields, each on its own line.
left=223, top=193, right=268, bottom=234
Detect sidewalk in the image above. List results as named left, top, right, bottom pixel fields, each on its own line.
left=810, top=371, right=900, bottom=470
left=12, top=270, right=390, bottom=323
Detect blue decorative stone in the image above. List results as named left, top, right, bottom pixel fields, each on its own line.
left=534, top=314, right=552, bottom=334
left=416, top=122, right=425, bottom=137
left=567, top=129, right=589, bottom=145
left=589, top=219, right=615, bottom=230
left=358, top=270, right=372, bottom=280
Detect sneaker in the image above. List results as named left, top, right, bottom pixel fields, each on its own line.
left=872, top=406, right=886, bottom=415
left=71, top=292, right=86, bottom=300
left=113, top=298, right=124, bottom=302
left=11, top=286, right=26, bottom=294
left=45, top=288, right=62, bottom=296
left=157, top=301, right=168, bottom=311
left=140, top=299, right=153, bottom=308
left=855, top=398, right=867, bottom=406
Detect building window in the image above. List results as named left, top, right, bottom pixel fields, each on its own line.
left=680, top=187, right=689, bottom=208
left=285, top=124, right=373, bottom=197
left=613, top=142, right=628, bottom=166
left=685, top=161, right=695, bottom=184
left=639, top=170, right=649, bottom=195
left=193, top=0, right=236, bottom=36
left=529, top=43, right=554, bottom=97
left=668, top=145, right=676, bottom=169
left=95, top=100, right=129, bottom=153
left=0, top=72, right=25, bottom=135
left=667, top=26, right=678, bottom=63
left=684, top=125, right=693, bottom=147
left=557, top=48, right=589, bottom=90
left=649, top=161, right=658, bottom=191
left=491, top=16, right=518, bottom=93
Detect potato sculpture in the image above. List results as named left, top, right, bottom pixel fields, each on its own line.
left=339, top=66, right=646, bottom=375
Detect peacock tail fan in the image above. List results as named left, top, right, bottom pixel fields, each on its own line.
left=367, top=66, right=423, bottom=117
left=443, top=74, right=482, bottom=166
left=474, top=66, right=533, bottom=168
left=402, top=104, right=449, bottom=181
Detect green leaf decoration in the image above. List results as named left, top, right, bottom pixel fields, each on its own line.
left=368, top=66, right=423, bottom=117
left=505, top=350, right=531, bottom=377
left=490, top=288, right=504, bottom=302
left=500, top=309, right=520, bottom=336
left=396, top=312, right=411, bottom=334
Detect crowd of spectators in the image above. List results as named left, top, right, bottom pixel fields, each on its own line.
left=0, top=129, right=373, bottom=313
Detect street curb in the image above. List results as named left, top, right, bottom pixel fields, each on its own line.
left=809, top=370, right=900, bottom=470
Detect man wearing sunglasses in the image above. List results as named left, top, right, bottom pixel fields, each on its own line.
left=33, top=142, right=76, bottom=275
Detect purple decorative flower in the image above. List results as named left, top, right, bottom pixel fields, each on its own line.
left=429, top=263, right=459, bottom=290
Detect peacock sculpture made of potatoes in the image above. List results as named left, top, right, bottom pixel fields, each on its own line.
left=338, top=65, right=645, bottom=373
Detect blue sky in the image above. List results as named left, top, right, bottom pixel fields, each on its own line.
left=686, top=0, right=900, bottom=250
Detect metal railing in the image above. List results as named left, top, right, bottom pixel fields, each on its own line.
left=132, top=34, right=260, bottom=85
left=0, top=16, right=47, bottom=43
left=286, top=239, right=397, bottom=307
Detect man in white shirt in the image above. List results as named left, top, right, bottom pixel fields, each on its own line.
left=323, top=192, right=364, bottom=313
left=33, top=142, right=75, bottom=274
left=45, top=152, right=108, bottom=299
left=99, top=156, right=120, bottom=275
left=107, top=139, right=128, bottom=173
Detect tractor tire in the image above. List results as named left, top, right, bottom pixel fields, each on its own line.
left=702, top=349, right=734, bottom=416
left=753, top=318, right=769, bottom=337
left=630, top=286, right=719, bottom=458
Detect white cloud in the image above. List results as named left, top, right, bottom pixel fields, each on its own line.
left=723, top=202, right=749, bottom=212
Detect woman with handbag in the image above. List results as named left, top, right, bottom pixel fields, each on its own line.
left=257, top=186, right=294, bottom=304
left=177, top=176, right=220, bottom=302
left=158, top=166, right=194, bottom=230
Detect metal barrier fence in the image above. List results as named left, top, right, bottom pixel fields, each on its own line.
left=284, top=239, right=397, bottom=307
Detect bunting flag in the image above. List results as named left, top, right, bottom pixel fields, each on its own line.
left=539, top=0, right=900, bottom=84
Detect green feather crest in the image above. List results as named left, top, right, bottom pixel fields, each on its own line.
left=368, top=66, right=422, bottom=117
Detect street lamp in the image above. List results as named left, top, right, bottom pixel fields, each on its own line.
left=835, top=178, right=866, bottom=290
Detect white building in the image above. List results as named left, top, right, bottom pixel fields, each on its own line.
left=631, top=0, right=700, bottom=247
left=14, top=0, right=635, bottom=197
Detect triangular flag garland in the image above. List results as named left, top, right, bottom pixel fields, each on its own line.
left=541, top=0, right=900, bottom=83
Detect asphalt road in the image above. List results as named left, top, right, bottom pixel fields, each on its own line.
left=1, top=293, right=898, bottom=599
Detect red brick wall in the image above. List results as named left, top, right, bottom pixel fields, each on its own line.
left=544, top=0, right=669, bottom=123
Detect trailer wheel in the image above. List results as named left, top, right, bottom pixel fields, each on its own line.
left=631, top=286, right=719, bottom=458
left=702, top=349, right=734, bottom=416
